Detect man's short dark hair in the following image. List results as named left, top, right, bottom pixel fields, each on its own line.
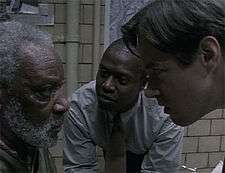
left=122, top=0, right=225, bottom=65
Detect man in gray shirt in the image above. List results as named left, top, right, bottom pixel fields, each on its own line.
left=63, top=39, right=184, bottom=173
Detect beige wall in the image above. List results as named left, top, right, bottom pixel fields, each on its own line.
left=0, top=0, right=225, bottom=172
left=181, top=110, right=225, bottom=173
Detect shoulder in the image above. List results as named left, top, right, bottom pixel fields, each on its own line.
left=69, top=80, right=97, bottom=108
left=66, top=81, right=98, bottom=124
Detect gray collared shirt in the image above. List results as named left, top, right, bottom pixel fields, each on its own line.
left=63, top=81, right=184, bottom=173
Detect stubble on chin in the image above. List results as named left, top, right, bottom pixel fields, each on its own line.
left=2, top=97, right=61, bottom=148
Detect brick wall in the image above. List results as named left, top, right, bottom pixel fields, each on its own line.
left=79, top=0, right=105, bottom=86
left=40, top=0, right=105, bottom=172
left=181, top=110, right=225, bottom=173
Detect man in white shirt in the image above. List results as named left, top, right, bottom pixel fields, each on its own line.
left=63, top=39, right=184, bottom=173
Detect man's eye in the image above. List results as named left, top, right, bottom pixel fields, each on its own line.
left=118, top=77, right=129, bottom=85
left=99, top=70, right=110, bottom=78
left=33, top=87, right=56, bottom=102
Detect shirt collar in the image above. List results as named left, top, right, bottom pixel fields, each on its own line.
left=97, top=92, right=142, bottom=125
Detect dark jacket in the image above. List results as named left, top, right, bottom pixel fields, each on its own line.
left=0, top=147, right=56, bottom=173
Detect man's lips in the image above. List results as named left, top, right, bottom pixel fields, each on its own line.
left=97, top=95, right=116, bottom=103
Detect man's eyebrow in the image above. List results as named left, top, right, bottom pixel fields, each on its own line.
left=99, top=64, right=133, bottom=78
left=98, top=64, right=108, bottom=69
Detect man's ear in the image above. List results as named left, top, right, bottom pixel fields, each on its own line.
left=141, top=72, right=149, bottom=89
left=198, top=36, right=222, bottom=73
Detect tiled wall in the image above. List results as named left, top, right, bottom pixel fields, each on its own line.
left=79, top=0, right=105, bottom=86
left=0, top=0, right=224, bottom=172
left=181, top=110, right=225, bottom=173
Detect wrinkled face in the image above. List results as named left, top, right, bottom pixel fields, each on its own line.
left=96, top=46, right=144, bottom=113
left=138, top=37, right=221, bottom=126
left=2, top=42, right=68, bottom=147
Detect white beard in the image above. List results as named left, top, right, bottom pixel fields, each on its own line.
left=2, top=97, right=63, bottom=148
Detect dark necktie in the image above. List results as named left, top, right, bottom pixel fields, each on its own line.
left=105, top=114, right=126, bottom=173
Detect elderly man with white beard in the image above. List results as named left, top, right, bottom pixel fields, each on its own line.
left=0, top=21, right=68, bottom=173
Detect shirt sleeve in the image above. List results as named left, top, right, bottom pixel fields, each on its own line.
left=141, top=117, right=184, bottom=173
left=63, top=100, right=98, bottom=173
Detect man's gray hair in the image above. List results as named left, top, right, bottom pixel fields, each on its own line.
left=0, top=21, right=53, bottom=88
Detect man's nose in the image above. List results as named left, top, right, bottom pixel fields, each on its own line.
left=53, top=94, right=69, bottom=114
left=102, top=76, right=115, bottom=93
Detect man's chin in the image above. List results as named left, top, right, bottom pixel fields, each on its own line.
left=4, top=97, right=60, bottom=148
left=28, top=136, right=58, bottom=148
left=19, top=129, right=59, bottom=148
left=170, top=112, right=198, bottom=127
left=98, top=101, right=115, bottom=111
left=171, top=117, right=192, bottom=127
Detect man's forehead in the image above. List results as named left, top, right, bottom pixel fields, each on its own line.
left=100, top=54, right=144, bottom=77
left=18, top=41, right=60, bottom=65
left=16, top=41, right=63, bottom=80
left=137, top=38, right=174, bottom=65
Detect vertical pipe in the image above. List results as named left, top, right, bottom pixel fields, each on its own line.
left=65, top=0, right=80, bottom=96
left=104, top=0, right=111, bottom=50
left=92, top=0, right=101, bottom=79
